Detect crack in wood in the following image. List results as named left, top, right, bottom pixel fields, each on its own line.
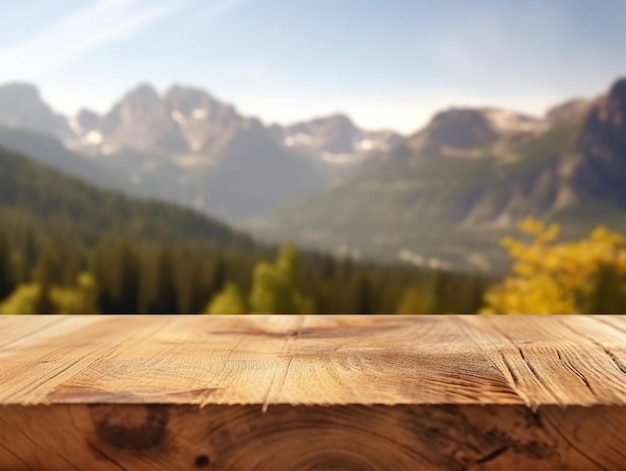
left=556, top=350, right=595, bottom=394
left=454, top=316, right=534, bottom=407
left=515, top=346, right=562, bottom=405
left=261, top=316, right=306, bottom=412
left=474, top=445, right=510, bottom=465
left=603, top=348, right=626, bottom=375
left=557, top=318, right=626, bottom=377
left=87, top=442, right=130, bottom=471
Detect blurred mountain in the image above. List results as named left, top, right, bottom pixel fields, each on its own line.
left=0, top=83, right=72, bottom=139
left=573, top=80, right=626, bottom=207
left=63, top=84, right=357, bottom=221
left=545, top=98, right=591, bottom=127
left=249, top=80, right=626, bottom=271
left=402, top=108, right=547, bottom=157
left=269, top=113, right=401, bottom=178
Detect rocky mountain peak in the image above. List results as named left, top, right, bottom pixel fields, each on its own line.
left=574, top=78, right=626, bottom=206
left=419, top=108, right=499, bottom=150
left=94, top=83, right=184, bottom=153
left=165, top=84, right=239, bottom=128
left=74, top=109, right=101, bottom=132
left=408, top=107, right=545, bottom=153
left=0, top=82, right=71, bottom=138
left=64, top=82, right=254, bottom=155
left=608, top=78, right=626, bottom=104
left=0, top=82, right=41, bottom=101
left=165, top=85, right=214, bottom=113
left=123, top=83, right=160, bottom=106
left=596, top=79, right=626, bottom=128
left=312, top=113, right=356, bottom=130
left=545, top=98, right=591, bottom=126
left=276, top=112, right=398, bottom=163
left=580, top=79, right=626, bottom=148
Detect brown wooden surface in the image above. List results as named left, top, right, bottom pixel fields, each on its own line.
left=0, top=315, right=625, bottom=470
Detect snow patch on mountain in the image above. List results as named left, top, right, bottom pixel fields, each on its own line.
left=84, top=131, right=103, bottom=145
left=171, top=110, right=187, bottom=124
left=484, top=109, right=546, bottom=134
left=192, top=109, right=208, bottom=119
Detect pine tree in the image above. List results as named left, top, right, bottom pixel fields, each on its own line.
left=100, top=240, right=141, bottom=314
left=32, top=249, right=57, bottom=314
left=351, top=274, right=373, bottom=314
left=0, top=228, right=13, bottom=300
left=142, top=246, right=178, bottom=314
left=396, top=282, right=436, bottom=314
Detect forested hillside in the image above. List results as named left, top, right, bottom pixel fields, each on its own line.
left=0, top=125, right=139, bottom=195
left=0, top=145, right=489, bottom=315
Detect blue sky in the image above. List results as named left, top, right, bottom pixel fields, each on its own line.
left=1, top=0, right=625, bottom=133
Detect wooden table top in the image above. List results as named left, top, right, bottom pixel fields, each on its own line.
left=2, top=315, right=626, bottom=470
left=1, top=315, right=625, bottom=409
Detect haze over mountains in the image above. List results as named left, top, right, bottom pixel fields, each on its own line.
left=1, top=78, right=626, bottom=271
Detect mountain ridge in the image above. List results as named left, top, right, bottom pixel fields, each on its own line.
left=248, top=78, right=626, bottom=271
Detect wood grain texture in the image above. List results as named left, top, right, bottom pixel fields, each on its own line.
left=0, top=315, right=625, bottom=470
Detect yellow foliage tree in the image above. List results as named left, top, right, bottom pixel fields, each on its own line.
left=0, top=273, right=99, bottom=315
left=482, top=219, right=626, bottom=314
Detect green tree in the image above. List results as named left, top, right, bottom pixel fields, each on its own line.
left=0, top=284, right=40, bottom=314
left=32, top=249, right=58, bottom=314
left=52, top=273, right=99, bottom=314
left=249, top=246, right=314, bottom=314
left=396, top=282, right=436, bottom=314
left=205, top=282, right=248, bottom=314
left=350, top=274, right=373, bottom=314
left=585, top=264, right=626, bottom=314
left=140, top=247, right=178, bottom=314
left=0, top=228, right=14, bottom=300
left=0, top=273, right=99, bottom=315
left=98, top=240, right=141, bottom=314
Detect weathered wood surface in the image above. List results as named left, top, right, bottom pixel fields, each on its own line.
left=0, top=315, right=625, bottom=470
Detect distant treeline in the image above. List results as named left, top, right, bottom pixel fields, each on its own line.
left=0, top=223, right=489, bottom=315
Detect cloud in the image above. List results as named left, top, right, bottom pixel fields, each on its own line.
left=0, top=0, right=181, bottom=81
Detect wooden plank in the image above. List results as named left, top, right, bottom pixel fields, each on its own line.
left=0, top=315, right=625, bottom=470
left=0, top=315, right=72, bottom=350
left=457, top=315, right=626, bottom=407
left=1, top=403, right=626, bottom=470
